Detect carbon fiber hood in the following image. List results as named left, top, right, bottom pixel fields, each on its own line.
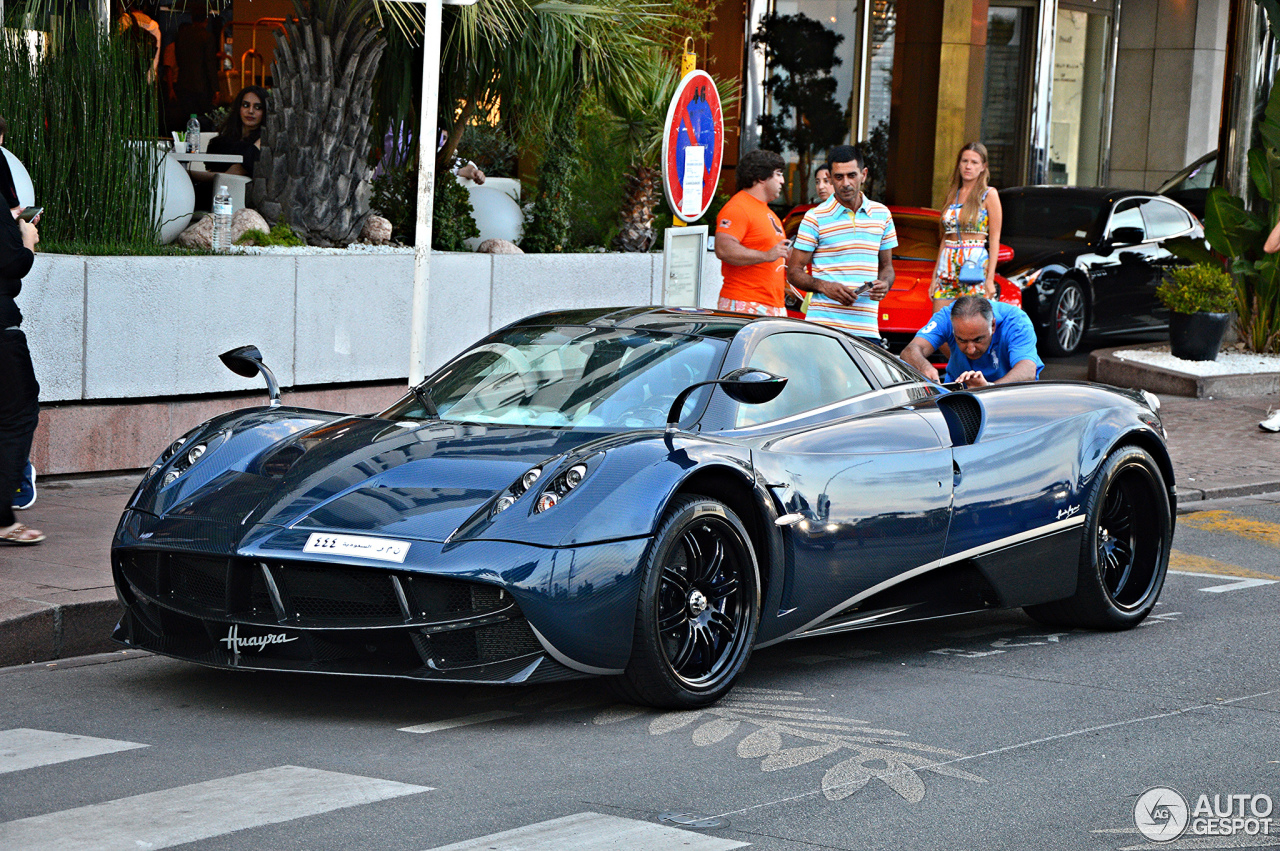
left=157, top=417, right=616, bottom=543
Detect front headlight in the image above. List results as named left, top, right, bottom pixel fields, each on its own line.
left=148, top=426, right=229, bottom=489
left=533, top=458, right=598, bottom=513
left=490, top=464, right=544, bottom=517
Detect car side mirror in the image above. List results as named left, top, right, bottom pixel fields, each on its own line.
left=220, top=345, right=281, bottom=406
left=665, top=368, right=788, bottom=433
left=1109, top=226, right=1145, bottom=247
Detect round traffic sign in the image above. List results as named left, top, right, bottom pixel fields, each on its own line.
left=661, top=70, right=724, bottom=223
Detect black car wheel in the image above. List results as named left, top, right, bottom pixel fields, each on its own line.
left=1024, top=446, right=1171, bottom=629
left=1043, top=280, right=1088, bottom=357
left=611, top=495, right=760, bottom=708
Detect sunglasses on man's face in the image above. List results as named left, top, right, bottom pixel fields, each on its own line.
left=240, top=101, right=264, bottom=111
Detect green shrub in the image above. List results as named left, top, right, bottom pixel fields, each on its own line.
left=370, top=166, right=478, bottom=250
left=236, top=222, right=306, bottom=247
left=1157, top=263, right=1236, bottom=314
left=432, top=169, right=480, bottom=251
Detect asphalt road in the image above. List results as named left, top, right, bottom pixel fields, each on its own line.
left=2, top=495, right=1277, bottom=851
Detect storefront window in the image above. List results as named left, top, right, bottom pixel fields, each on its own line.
left=981, top=5, right=1034, bottom=187
left=1049, top=8, right=1111, bottom=186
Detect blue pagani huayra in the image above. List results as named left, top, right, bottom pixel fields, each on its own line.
left=112, top=307, right=1175, bottom=708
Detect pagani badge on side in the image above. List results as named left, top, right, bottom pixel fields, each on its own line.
left=113, top=308, right=1174, bottom=708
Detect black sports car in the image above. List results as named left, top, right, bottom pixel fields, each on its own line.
left=998, top=187, right=1202, bottom=356
left=112, top=308, right=1175, bottom=708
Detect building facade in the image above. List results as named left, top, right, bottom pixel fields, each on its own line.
left=707, top=0, right=1239, bottom=208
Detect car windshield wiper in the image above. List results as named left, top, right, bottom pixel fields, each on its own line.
left=411, top=385, right=440, bottom=419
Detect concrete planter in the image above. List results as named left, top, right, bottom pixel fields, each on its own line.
left=24, top=249, right=724, bottom=474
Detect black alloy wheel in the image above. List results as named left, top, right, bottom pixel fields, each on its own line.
left=1044, top=280, right=1088, bottom=357
left=1024, top=446, right=1171, bottom=629
left=612, top=495, right=760, bottom=708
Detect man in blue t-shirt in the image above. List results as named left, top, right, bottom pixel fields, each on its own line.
left=902, top=296, right=1043, bottom=388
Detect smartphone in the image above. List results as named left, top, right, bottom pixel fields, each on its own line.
left=18, top=206, right=43, bottom=223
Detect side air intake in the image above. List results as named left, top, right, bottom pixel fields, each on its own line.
left=937, top=393, right=983, bottom=446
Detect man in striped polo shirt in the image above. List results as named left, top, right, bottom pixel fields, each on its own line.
left=787, top=146, right=896, bottom=343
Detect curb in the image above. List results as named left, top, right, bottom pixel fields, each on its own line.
left=0, top=594, right=122, bottom=668
left=1176, top=481, right=1280, bottom=506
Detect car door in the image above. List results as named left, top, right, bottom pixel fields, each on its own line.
left=1140, top=198, right=1198, bottom=327
left=727, top=331, right=955, bottom=635
left=1091, top=198, right=1163, bottom=330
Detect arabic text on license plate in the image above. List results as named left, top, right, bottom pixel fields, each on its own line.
left=303, top=533, right=410, bottom=563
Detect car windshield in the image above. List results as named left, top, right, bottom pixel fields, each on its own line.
left=381, top=325, right=728, bottom=429
left=1001, top=195, right=1102, bottom=242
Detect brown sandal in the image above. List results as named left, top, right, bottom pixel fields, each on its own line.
left=0, top=523, right=45, bottom=545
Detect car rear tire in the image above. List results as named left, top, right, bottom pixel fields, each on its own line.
left=1024, top=446, right=1171, bottom=629
left=609, top=495, right=760, bottom=709
left=1042, top=280, right=1088, bottom=357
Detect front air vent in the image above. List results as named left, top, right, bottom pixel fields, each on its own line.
left=937, top=393, right=983, bottom=446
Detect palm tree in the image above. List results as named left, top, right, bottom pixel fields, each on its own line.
left=438, top=1, right=662, bottom=252
left=607, top=52, right=678, bottom=252
left=251, top=0, right=390, bottom=245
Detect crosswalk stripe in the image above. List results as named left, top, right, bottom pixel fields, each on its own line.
left=1169, top=550, right=1280, bottom=581
left=399, top=710, right=520, bottom=734
left=0, top=765, right=432, bottom=851
left=423, top=812, right=749, bottom=851
left=0, top=729, right=147, bottom=775
left=1180, top=510, right=1280, bottom=549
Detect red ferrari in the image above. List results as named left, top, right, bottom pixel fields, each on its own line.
left=782, top=205, right=1020, bottom=348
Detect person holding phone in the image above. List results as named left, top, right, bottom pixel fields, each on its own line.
left=786, top=145, right=897, bottom=346
left=0, top=115, right=46, bottom=544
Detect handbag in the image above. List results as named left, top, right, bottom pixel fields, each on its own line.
left=951, top=201, right=987, bottom=286
left=957, top=258, right=986, bottom=285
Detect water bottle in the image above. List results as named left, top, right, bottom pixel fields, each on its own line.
left=211, top=185, right=233, bottom=252
left=186, top=114, right=201, bottom=154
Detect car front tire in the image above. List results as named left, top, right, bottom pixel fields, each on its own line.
left=1024, top=446, right=1171, bottom=629
left=610, top=495, right=761, bottom=709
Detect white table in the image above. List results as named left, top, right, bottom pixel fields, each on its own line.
left=169, top=151, right=244, bottom=166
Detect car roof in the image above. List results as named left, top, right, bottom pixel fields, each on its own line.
left=506, top=306, right=818, bottom=340
left=1000, top=186, right=1154, bottom=205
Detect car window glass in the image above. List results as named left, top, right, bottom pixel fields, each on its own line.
left=1178, top=157, right=1215, bottom=191
left=858, top=344, right=923, bottom=388
left=1000, top=195, right=1100, bottom=241
left=737, top=333, right=873, bottom=427
left=1108, top=200, right=1146, bottom=238
left=1141, top=200, right=1193, bottom=240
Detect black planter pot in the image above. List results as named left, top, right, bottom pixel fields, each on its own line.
left=1168, top=311, right=1231, bottom=361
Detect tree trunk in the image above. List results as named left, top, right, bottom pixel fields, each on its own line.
left=251, top=12, right=386, bottom=246
left=612, top=164, right=660, bottom=252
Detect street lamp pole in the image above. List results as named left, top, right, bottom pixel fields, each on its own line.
left=399, top=0, right=477, bottom=386
left=408, top=0, right=444, bottom=386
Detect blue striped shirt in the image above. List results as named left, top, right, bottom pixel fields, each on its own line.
left=794, top=195, right=897, bottom=339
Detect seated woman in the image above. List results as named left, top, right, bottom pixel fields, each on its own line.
left=190, top=86, right=268, bottom=208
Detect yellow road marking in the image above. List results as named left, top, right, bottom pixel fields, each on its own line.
left=1179, top=509, right=1280, bottom=550
left=1169, top=550, right=1280, bottom=581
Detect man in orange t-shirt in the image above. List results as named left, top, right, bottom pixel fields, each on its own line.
left=714, top=149, right=790, bottom=316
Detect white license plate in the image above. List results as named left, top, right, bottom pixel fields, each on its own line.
left=303, top=532, right=411, bottom=563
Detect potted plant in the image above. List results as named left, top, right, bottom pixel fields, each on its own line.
left=1157, top=262, right=1236, bottom=361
